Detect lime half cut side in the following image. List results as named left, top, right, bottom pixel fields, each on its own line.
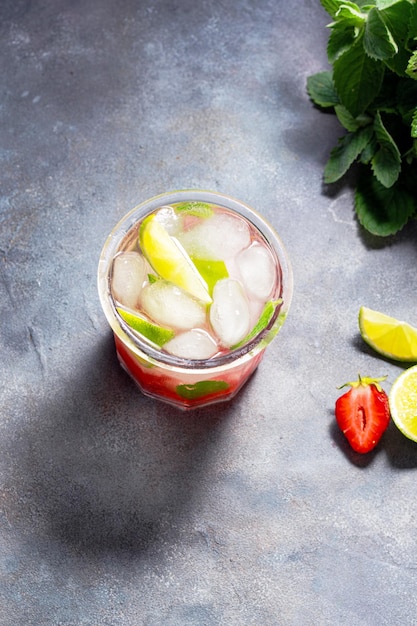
left=139, top=214, right=212, bottom=304
left=359, top=306, right=417, bottom=362
left=389, top=365, right=417, bottom=443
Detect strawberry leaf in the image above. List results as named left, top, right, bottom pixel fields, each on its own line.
left=333, top=35, right=385, bottom=117
left=324, top=126, right=373, bottom=183
left=355, top=171, right=415, bottom=236
left=306, top=71, right=339, bottom=108
left=371, top=111, right=401, bottom=187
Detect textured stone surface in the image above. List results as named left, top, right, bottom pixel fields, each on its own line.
left=1, top=1, right=417, bottom=625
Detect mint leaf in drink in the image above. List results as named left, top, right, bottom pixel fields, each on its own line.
left=333, top=36, right=384, bottom=117
left=371, top=111, right=401, bottom=187
left=324, top=125, right=373, bottom=183
left=176, top=380, right=229, bottom=400
left=355, top=172, right=415, bottom=236
left=306, top=71, right=339, bottom=108
left=174, top=202, right=214, bottom=218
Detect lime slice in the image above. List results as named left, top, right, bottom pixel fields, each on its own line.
left=139, top=214, right=212, bottom=304
left=117, top=307, right=175, bottom=347
left=389, top=365, right=417, bottom=442
left=174, top=202, right=214, bottom=218
left=231, top=299, right=282, bottom=349
left=359, top=306, right=417, bottom=362
left=191, top=258, right=229, bottom=295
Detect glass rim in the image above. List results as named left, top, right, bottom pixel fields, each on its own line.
left=97, top=189, right=293, bottom=371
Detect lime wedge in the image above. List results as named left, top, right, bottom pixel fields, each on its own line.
left=389, top=365, right=417, bottom=442
left=191, top=258, right=229, bottom=295
left=359, top=306, right=417, bottom=362
left=174, top=202, right=214, bottom=218
left=231, top=299, right=283, bottom=349
left=117, top=307, right=175, bottom=347
left=139, top=214, right=212, bottom=304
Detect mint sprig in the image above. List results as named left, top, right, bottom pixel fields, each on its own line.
left=308, top=0, right=417, bottom=237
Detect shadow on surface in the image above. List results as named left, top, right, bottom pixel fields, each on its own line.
left=11, top=334, right=235, bottom=559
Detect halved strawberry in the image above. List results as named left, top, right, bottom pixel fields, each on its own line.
left=335, top=374, right=390, bottom=453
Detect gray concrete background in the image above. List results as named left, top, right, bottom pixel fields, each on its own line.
left=1, top=1, right=417, bottom=624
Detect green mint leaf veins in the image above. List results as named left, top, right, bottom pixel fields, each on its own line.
left=333, top=34, right=385, bottom=117
left=355, top=171, right=415, bottom=236
left=364, top=7, right=398, bottom=60
left=307, top=0, right=417, bottom=236
left=176, top=380, right=229, bottom=400
left=371, top=111, right=401, bottom=187
left=306, top=71, right=339, bottom=108
left=324, top=125, right=373, bottom=183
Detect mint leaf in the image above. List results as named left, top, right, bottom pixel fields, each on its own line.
left=397, top=79, right=417, bottom=124
left=411, top=109, right=417, bottom=138
left=176, top=380, right=229, bottom=400
left=306, top=71, right=339, bottom=107
left=335, top=3, right=365, bottom=27
left=324, top=126, right=373, bottom=183
left=333, top=35, right=385, bottom=116
left=328, top=22, right=358, bottom=63
left=355, top=171, right=415, bottom=235
left=364, top=7, right=398, bottom=60
left=335, top=104, right=372, bottom=131
left=406, top=50, right=417, bottom=80
left=371, top=111, right=401, bottom=187
left=381, top=0, right=413, bottom=75
left=319, top=0, right=346, bottom=18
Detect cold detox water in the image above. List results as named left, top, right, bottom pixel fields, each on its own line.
left=98, top=191, right=293, bottom=409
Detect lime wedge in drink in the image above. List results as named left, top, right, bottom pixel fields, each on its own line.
left=117, top=307, right=175, bottom=347
left=139, top=214, right=212, bottom=304
left=232, top=299, right=283, bottom=349
left=359, top=306, right=417, bottom=362
left=191, top=258, right=229, bottom=295
left=389, top=364, right=417, bottom=442
left=174, top=202, right=214, bottom=218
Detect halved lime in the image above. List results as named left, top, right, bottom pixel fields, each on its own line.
left=359, top=306, right=417, bottom=362
left=389, top=365, right=417, bottom=442
left=117, top=307, right=175, bottom=347
left=139, top=214, right=212, bottom=304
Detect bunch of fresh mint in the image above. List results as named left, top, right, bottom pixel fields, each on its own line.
left=307, top=0, right=417, bottom=236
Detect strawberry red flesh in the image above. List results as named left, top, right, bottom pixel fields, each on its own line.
left=335, top=376, right=390, bottom=453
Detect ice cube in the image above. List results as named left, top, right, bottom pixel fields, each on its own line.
left=111, top=251, right=147, bottom=309
left=178, top=213, right=251, bottom=260
left=209, top=278, right=250, bottom=347
left=237, top=243, right=276, bottom=300
left=140, top=280, right=206, bottom=330
left=164, top=329, right=218, bottom=360
left=154, top=206, right=182, bottom=236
